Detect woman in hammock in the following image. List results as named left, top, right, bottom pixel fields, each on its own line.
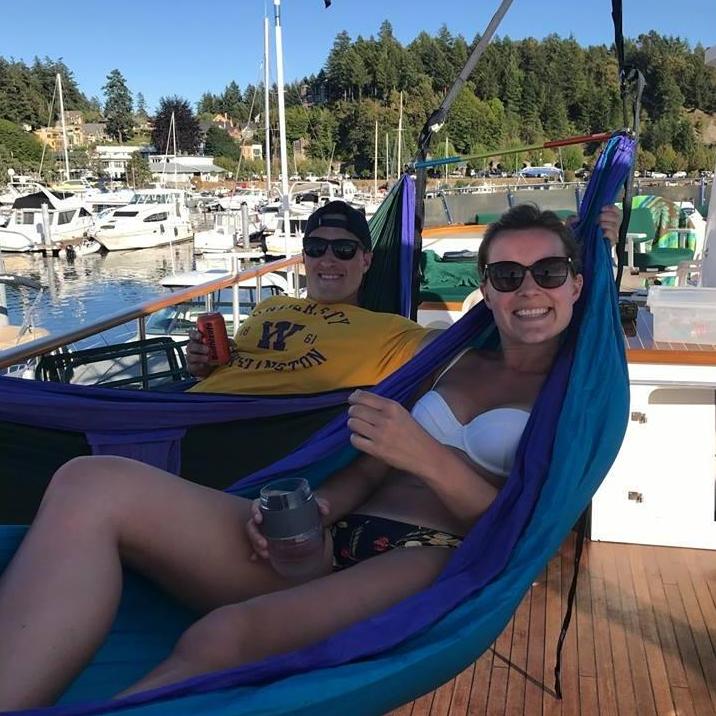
left=0, top=203, right=619, bottom=708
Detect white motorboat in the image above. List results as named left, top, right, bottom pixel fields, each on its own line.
left=217, top=187, right=268, bottom=212
left=194, top=211, right=264, bottom=254
left=93, top=189, right=193, bottom=251
left=58, top=238, right=102, bottom=259
left=0, top=186, right=95, bottom=252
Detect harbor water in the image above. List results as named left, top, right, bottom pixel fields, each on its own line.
left=1, top=243, right=201, bottom=347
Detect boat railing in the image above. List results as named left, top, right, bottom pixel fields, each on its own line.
left=0, top=254, right=304, bottom=375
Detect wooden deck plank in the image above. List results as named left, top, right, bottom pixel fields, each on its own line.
left=578, top=675, right=599, bottom=716
left=485, top=616, right=514, bottom=715
left=523, top=568, right=547, bottom=716
left=684, top=549, right=716, bottom=656
left=626, top=544, right=677, bottom=715
left=596, top=542, right=639, bottom=716
left=552, top=538, right=582, bottom=716
left=575, top=544, right=596, bottom=680
left=657, top=549, right=715, bottom=716
left=467, top=649, right=496, bottom=716
left=543, top=548, right=564, bottom=716
left=503, top=589, right=531, bottom=715
left=671, top=686, right=698, bottom=716
left=387, top=541, right=715, bottom=716
left=586, top=548, right=619, bottom=716
left=428, top=678, right=456, bottom=716
left=676, top=552, right=716, bottom=712
left=612, top=542, right=658, bottom=715
left=444, top=664, right=475, bottom=716
left=642, top=545, right=690, bottom=689
left=408, top=689, right=435, bottom=716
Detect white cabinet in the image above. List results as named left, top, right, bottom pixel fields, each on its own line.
left=591, top=362, right=716, bottom=549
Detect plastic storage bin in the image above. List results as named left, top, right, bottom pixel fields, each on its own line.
left=646, top=286, right=716, bottom=344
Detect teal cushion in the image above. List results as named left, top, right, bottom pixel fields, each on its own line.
left=633, top=247, right=694, bottom=269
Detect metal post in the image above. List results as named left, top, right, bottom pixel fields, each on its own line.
left=40, top=203, right=53, bottom=252
left=273, top=0, right=291, bottom=268
left=232, top=254, right=241, bottom=332
left=241, top=203, right=251, bottom=249
left=264, top=15, right=272, bottom=195
left=137, top=316, right=149, bottom=390
left=0, top=250, right=8, bottom=327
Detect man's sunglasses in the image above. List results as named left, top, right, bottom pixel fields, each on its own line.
left=303, top=237, right=362, bottom=260
left=484, top=256, right=574, bottom=292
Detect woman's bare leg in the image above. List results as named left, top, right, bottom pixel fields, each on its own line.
left=121, top=546, right=452, bottom=696
left=0, top=455, right=293, bottom=710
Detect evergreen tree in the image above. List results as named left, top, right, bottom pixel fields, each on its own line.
left=221, top=81, right=243, bottom=121
left=204, top=126, right=241, bottom=160
left=197, top=92, right=220, bottom=116
left=103, top=69, right=133, bottom=142
left=151, top=96, right=200, bottom=155
left=136, top=92, right=147, bottom=118
left=125, top=152, right=153, bottom=187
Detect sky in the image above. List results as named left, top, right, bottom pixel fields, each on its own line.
left=1, top=0, right=713, bottom=112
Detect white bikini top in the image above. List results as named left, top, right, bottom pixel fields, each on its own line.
left=410, top=349, right=530, bottom=479
left=411, top=393, right=529, bottom=479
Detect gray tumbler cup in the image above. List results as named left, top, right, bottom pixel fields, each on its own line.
left=259, top=478, right=324, bottom=578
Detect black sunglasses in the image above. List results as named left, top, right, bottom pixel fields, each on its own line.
left=303, top=237, right=362, bottom=261
left=484, top=256, right=574, bottom=292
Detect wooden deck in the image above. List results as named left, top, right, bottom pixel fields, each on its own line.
left=388, top=534, right=716, bottom=716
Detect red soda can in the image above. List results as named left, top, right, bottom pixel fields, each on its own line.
left=196, top=312, right=231, bottom=365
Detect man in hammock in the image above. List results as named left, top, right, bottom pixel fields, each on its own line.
left=185, top=199, right=433, bottom=395
left=0, top=203, right=620, bottom=708
left=184, top=199, right=620, bottom=397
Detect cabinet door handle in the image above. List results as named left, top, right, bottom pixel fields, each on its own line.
left=630, top=411, right=647, bottom=423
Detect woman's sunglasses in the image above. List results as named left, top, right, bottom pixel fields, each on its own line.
left=303, top=237, right=362, bottom=260
left=484, top=256, right=574, bottom=292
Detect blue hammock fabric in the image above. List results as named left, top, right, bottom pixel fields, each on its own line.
left=0, top=133, right=634, bottom=715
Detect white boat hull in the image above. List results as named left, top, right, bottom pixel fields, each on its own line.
left=0, top=220, right=94, bottom=252
left=95, top=223, right=194, bottom=251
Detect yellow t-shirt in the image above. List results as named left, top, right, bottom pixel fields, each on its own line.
left=189, top=295, right=429, bottom=395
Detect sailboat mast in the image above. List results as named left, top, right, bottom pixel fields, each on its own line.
left=56, top=74, right=70, bottom=182
left=171, top=111, right=178, bottom=187
left=374, top=120, right=378, bottom=198
left=263, top=14, right=272, bottom=195
left=273, top=0, right=291, bottom=259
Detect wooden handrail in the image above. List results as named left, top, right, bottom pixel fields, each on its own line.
left=0, top=254, right=304, bottom=369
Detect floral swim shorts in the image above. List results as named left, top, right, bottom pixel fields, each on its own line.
left=330, top=513, right=463, bottom=571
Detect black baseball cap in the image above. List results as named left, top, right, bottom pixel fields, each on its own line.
left=303, top=200, right=372, bottom=251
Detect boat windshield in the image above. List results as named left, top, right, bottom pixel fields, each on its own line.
left=145, top=285, right=283, bottom=336
left=129, top=193, right=174, bottom=205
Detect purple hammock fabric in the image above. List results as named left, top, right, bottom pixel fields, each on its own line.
left=2, top=133, right=633, bottom=713
left=0, top=178, right=421, bottom=473
left=0, top=378, right=356, bottom=473
left=103, top=132, right=634, bottom=707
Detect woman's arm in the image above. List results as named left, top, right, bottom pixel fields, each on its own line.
left=347, top=390, right=498, bottom=530
left=314, top=453, right=391, bottom=523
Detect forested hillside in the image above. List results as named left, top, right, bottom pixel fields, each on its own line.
left=1, top=27, right=715, bottom=177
